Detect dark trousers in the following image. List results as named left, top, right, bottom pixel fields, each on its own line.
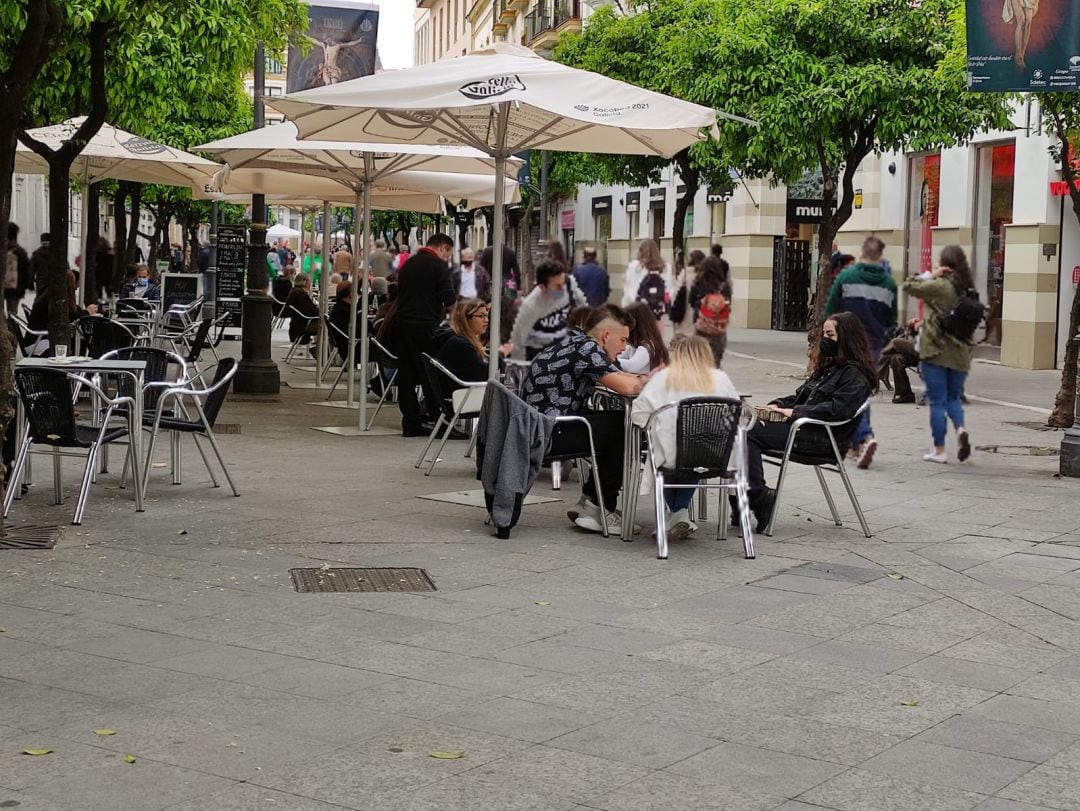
left=391, top=319, right=439, bottom=432
left=548, top=412, right=625, bottom=510
left=746, top=422, right=832, bottom=500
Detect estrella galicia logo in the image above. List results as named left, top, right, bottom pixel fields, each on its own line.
left=377, top=109, right=438, bottom=129
left=122, top=136, right=168, bottom=155
left=574, top=104, right=589, bottom=112
left=459, top=75, right=526, bottom=100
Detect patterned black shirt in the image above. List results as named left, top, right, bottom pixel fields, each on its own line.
left=522, top=329, right=616, bottom=417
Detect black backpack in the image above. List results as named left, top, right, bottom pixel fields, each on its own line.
left=637, top=271, right=667, bottom=319
left=941, top=286, right=985, bottom=344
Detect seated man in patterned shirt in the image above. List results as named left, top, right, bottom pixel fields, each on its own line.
left=521, top=304, right=645, bottom=534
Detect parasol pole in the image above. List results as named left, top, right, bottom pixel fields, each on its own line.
left=358, top=155, right=373, bottom=431
left=487, top=103, right=510, bottom=381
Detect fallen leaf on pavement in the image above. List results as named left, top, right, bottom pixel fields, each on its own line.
left=123, top=754, right=136, bottom=764
left=887, top=573, right=904, bottom=580
left=22, top=748, right=53, bottom=756
left=93, top=729, right=116, bottom=736
left=428, top=751, right=464, bottom=760
left=899, top=699, right=919, bottom=707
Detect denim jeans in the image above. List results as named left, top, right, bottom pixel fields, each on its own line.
left=663, top=473, right=699, bottom=512
left=920, top=362, right=967, bottom=446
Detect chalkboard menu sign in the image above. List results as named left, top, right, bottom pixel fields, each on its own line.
left=215, top=225, right=247, bottom=329
left=216, top=225, right=247, bottom=268
left=161, top=273, right=201, bottom=311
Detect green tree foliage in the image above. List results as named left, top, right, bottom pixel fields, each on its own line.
left=556, top=0, right=1012, bottom=320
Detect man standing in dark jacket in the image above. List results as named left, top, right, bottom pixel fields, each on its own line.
left=824, top=236, right=896, bottom=470
left=6, top=223, right=31, bottom=316
left=392, top=233, right=456, bottom=436
left=572, top=246, right=609, bottom=306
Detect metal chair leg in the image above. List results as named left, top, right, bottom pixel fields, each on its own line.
left=191, top=435, right=220, bottom=488
left=465, top=423, right=478, bottom=459
left=814, top=466, right=842, bottom=525
left=551, top=461, right=562, bottom=490
left=835, top=460, right=872, bottom=537
left=367, top=370, right=397, bottom=429
left=654, top=471, right=668, bottom=559
left=764, top=458, right=790, bottom=538
left=52, top=447, right=62, bottom=505
left=171, top=432, right=182, bottom=485
left=426, top=408, right=464, bottom=476
left=586, top=439, right=609, bottom=539
left=203, top=429, right=239, bottom=496
left=415, top=416, right=445, bottom=468
left=326, top=362, right=347, bottom=400
left=73, top=444, right=101, bottom=525
left=736, top=475, right=756, bottom=559
left=3, top=438, right=32, bottom=517
left=718, top=485, right=729, bottom=541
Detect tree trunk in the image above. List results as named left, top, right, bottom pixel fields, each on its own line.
left=46, top=161, right=73, bottom=347
left=672, top=152, right=699, bottom=270
left=1049, top=284, right=1080, bottom=427
left=84, top=182, right=100, bottom=305
left=125, top=182, right=141, bottom=263
left=113, top=181, right=130, bottom=286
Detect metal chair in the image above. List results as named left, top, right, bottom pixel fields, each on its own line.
left=75, top=316, right=139, bottom=358
left=271, top=293, right=289, bottom=330
left=141, top=357, right=240, bottom=497
left=415, top=353, right=486, bottom=476
left=365, top=335, right=399, bottom=428
left=644, top=397, right=756, bottom=560
left=9, top=316, right=48, bottom=357
left=543, top=415, right=610, bottom=538
left=761, top=400, right=872, bottom=538
left=5, top=367, right=141, bottom=524
left=283, top=304, right=319, bottom=363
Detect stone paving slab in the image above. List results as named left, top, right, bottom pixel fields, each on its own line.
left=2, top=328, right=1080, bottom=808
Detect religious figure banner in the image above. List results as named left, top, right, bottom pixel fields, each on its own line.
left=967, top=0, right=1080, bottom=91
left=287, top=0, right=380, bottom=93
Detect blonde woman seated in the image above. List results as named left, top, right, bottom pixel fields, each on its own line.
left=631, top=335, right=738, bottom=540
left=436, top=298, right=513, bottom=383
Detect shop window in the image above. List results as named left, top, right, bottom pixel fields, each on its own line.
left=974, top=143, right=1015, bottom=347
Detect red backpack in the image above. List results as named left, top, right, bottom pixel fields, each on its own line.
left=695, top=291, right=730, bottom=336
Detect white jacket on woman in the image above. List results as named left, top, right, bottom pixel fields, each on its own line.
left=621, top=260, right=674, bottom=309
left=631, top=368, right=739, bottom=470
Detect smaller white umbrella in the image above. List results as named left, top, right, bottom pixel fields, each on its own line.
left=267, top=223, right=301, bottom=239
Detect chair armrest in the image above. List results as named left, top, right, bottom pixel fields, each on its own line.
left=788, top=399, right=870, bottom=431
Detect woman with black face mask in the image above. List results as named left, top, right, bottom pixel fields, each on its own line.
left=742, top=312, right=877, bottom=530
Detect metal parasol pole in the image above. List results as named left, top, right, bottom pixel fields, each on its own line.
left=346, top=189, right=361, bottom=407
left=358, top=156, right=373, bottom=431
left=317, top=199, right=331, bottom=384
left=487, top=103, right=510, bottom=381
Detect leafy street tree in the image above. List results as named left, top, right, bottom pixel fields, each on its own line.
left=3, top=0, right=306, bottom=345
left=557, top=0, right=1012, bottom=340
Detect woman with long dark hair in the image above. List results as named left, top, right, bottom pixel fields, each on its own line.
left=620, top=301, right=670, bottom=372
left=904, top=245, right=975, bottom=464
left=743, top=311, right=876, bottom=530
left=671, top=249, right=706, bottom=337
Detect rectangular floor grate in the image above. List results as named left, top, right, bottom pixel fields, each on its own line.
left=289, top=567, right=436, bottom=593
left=213, top=423, right=242, bottom=434
left=0, top=525, right=63, bottom=550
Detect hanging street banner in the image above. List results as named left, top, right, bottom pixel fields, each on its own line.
left=967, top=0, right=1080, bottom=92
left=287, top=0, right=379, bottom=93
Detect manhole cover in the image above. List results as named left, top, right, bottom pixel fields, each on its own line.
left=289, top=567, right=436, bottom=593
left=976, top=445, right=1059, bottom=456
left=214, top=423, right=242, bottom=434
left=0, top=525, right=63, bottom=550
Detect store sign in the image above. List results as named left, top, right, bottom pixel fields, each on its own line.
left=1073, top=265, right=1080, bottom=284
left=786, top=198, right=832, bottom=224
left=853, top=189, right=863, bottom=210
left=625, top=191, right=640, bottom=212
left=1050, top=179, right=1080, bottom=196
left=966, top=0, right=1080, bottom=92
left=591, top=196, right=611, bottom=214
left=560, top=209, right=575, bottom=230
left=649, top=187, right=666, bottom=209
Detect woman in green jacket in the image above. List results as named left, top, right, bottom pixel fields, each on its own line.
left=903, top=246, right=975, bottom=464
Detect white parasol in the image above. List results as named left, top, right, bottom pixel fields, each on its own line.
left=277, top=42, right=751, bottom=381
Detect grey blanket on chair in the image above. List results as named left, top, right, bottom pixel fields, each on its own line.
left=475, top=381, right=555, bottom=531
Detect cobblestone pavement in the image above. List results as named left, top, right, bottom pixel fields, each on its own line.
left=1, top=329, right=1078, bottom=810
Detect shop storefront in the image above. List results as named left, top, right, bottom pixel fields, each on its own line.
left=974, top=143, right=1016, bottom=347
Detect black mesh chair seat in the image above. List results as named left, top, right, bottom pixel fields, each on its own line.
left=74, top=423, right=130, bottom=446
left=147, top=415, right=206, bottom=434
left=762, top=447, right=837, bottom=466
left=75, top=317, right=135, bottom=358
left=657, top=465, right=734, bottom=479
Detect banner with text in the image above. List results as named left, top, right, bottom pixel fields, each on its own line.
left=287, top=0, right=379, bottom=93
left=967, top=0, right=1080, bottom=91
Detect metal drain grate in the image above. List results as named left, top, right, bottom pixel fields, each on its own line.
left=289, top=567, right=436, bottom=593
left=214, top=423, right=242, bottom=434
left=0, top=525, right=63, bottom=550
left=977, top=445, right=1059, bottom=457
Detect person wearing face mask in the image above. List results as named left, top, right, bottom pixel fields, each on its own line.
left=510, top=260, right=586, bottom=360
left=452, top=248, right=490, bottom=301
left=119, top=264, right=159, bottom=300
left=391, top=233, right=457, bottom=437
left=522, top=303, right=645, bottom=535
left=742, top=312, right=877, bottom=531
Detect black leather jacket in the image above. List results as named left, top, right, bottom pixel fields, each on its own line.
left=771, top=363, right=871, bottom=446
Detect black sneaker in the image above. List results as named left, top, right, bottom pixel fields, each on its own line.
left=751, top=488, right=777, bottom=533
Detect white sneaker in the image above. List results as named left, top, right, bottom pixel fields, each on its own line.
left=922, top=450, right=947, bottom=464
left=574, top=501, right=622, bottom=534
left=566, top=495, right=588, bottom=523
left=666, top=509, right=694, bottom=540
